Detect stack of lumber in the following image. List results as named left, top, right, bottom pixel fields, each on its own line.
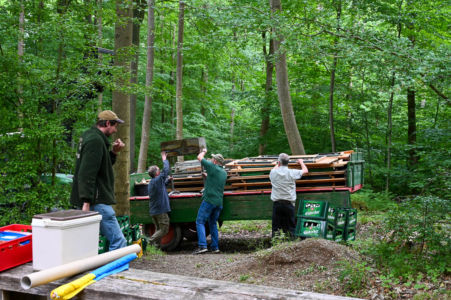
left=164, top=151, right=353, bottom=193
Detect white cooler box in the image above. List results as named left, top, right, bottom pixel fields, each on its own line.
left=32, top=209, right=102, bottom=270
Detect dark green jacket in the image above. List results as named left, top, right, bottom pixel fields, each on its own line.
left=70, top=126, right=117, bottom=207
left=201, top=159, right=227, bottom=207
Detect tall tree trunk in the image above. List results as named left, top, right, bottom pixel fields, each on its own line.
left=328, top=0, right=341, bottom=153
left=385, top=73, right=395, bottom=191
left=259, top=31, right=274, bottom=155
left=170, top=23, right=176, bottom=128
left=230, top=107, right=235, bottom=151
left=270, top=0, right=305, bottom=155
left=385, top=14, right=402, bottom=191
left=137, top=0, right=156, bottom=173
left=130, top=0, right=146, bottom=173
left=406, top=0, right=418, bottom=170
left=53, top=0, right=71, bottom=185
left=329, top=56, right=338, bottom=153
left=360, top=70, right=373, bottom=182
left=407, top=88, right=418, bottom=169
left=17, top=0, right=24, bottom=130
left=200, top=66, right=207, bottom=117
left=112, top=0, right=133, bottom=216
left=96, top=0, right=103, bottom=111
left=175, top=1, right=184, bottom=162
left=175, top=1, right=184, bottom=143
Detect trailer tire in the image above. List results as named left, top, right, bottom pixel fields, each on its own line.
left=181, top=222, right=211, bottom=241
left=144, top=223, right=182, bottom=251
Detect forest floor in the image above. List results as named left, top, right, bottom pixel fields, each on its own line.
left=130, top=222, right=450, bottom=299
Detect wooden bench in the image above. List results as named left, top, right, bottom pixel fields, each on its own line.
left=0, top=263, right=362, bottom=300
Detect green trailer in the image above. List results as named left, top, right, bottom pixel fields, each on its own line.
left=129, top=151, right=364, bottom=250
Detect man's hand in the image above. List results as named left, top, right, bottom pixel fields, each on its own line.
left=197, top=147, right=207, bottom=161
left=298, top=159, right=309, bottom=174
left=161, top=151, right=167, bottom=160
left=82, top=202, right=90, bottom=212
left=112, top=138, right=125, bottom=154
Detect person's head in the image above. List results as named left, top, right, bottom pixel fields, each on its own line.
left=96, top=110, right=124, bottom=137
left=211, top=153, right=225, bottom=166
left=278, top=153, right=290, bottom=166
left=148, top=165, right=160, bottom=178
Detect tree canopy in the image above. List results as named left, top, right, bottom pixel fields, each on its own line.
left=0, top=0, right=449, bottom=224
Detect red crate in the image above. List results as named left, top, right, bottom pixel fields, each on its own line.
left=0, top=224, right=32, bottom=272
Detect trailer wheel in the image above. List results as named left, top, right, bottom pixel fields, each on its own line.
left=144, top=223, right=182, bottom=251
left=181, top=222, right=211, bottom=241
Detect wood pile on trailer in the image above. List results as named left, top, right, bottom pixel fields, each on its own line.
left=161, top=150, right=356, bottom=193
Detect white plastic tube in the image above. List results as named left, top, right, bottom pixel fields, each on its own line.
left=21, top=244, right=141, bottom=290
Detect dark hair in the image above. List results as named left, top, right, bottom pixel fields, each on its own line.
left=148, top=165, right=159, bottom=178
left=96, top=120, right=117, bottom=127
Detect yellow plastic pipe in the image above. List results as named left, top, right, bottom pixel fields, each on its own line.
left=21, top=244, right=141, bottom=290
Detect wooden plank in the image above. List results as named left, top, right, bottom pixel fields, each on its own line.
left=227, top=171, right=346, bottom=181
left=315, top=156, right=339, bottom=164
left=231, top=178, right=345, bottom=188
left=173, top=180, right=204, bottom=186
left=0, top=264, right=361, bottom=300
left=228, top=162, right=348, bottom=173
left=160, top=137, right=206, bottom=157
left=231, top=186, right=347, bottom=192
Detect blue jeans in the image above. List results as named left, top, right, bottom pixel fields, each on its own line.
left=196, top=201, right=222, bottom=250
left=92, top=204, right=127, bottom=251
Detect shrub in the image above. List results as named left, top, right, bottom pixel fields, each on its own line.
left=369, top=195, right=450, bottom=280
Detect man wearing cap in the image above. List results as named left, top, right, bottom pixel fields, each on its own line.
left=193, top=148, right=227, bottom=254
left=70, top=110, right=127, bottom=251
left=270, top=153, right=308, bottom=239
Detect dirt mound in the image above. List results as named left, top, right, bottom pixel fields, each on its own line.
left=256, top=238, right=359, bottom=266
left=223, top=238, right=360, bottom=281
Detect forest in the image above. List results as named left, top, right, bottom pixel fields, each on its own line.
left=0, top=0, right=449, bottom=297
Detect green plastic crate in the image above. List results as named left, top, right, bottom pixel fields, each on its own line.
left=345, top=227, right=356, bottom=241
left=336, top=211, right=347, bottom=227
left=346, top=209, right=357, bottom=227
left=325, top=223, right=336, bottom=240
left=117, top=215, right=131, bottom=231
left=98, top=235, right=109, bottom=254
left=326, top=206, right=337, bottom=223
left=295, top=218, right=327, bottom=238
left=124, top=229, right=133, bottom=245
left=334, top=227, right=345, bottom=242
left=298, top=200, right=328, bottom=219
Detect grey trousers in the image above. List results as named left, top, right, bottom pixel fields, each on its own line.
left=150, top=213, right=170, bottom=245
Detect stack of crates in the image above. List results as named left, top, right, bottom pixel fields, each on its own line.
left=325, top=206, right=357, bottom=242
left=295, top=200, right=328, bottom=238
left=345, top=208, right=357, bottom=241
left=98, top=215, right=142, bottom=254
left=295, top=199, right=357, bottom=242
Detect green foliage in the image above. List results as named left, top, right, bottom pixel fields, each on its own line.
left=0, top=0, right=450, bottom=224
left=239, top=274, right=250, bottom=282
left=337, top=260, right=371, bottom=296
left=144, top=244, right=165, bottom=258
left=362, top=195, right=450, bottom=282
left=271, top=230, right=293, bottom=247
left=220, top=220, right=271, bottom=234
left=294, top=264, right=327, bottom=277
left=351, top=188, right=396, bottom=212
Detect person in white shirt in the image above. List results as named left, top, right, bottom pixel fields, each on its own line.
left=269, top=153, right=308, bottom=238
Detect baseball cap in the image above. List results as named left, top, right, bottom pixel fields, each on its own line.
left=98, top=110, right=124, bottom=124
left=211, top=153, right=225, bottom=165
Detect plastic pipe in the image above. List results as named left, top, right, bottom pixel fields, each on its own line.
left=21, top=244, right=141, bottom=290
